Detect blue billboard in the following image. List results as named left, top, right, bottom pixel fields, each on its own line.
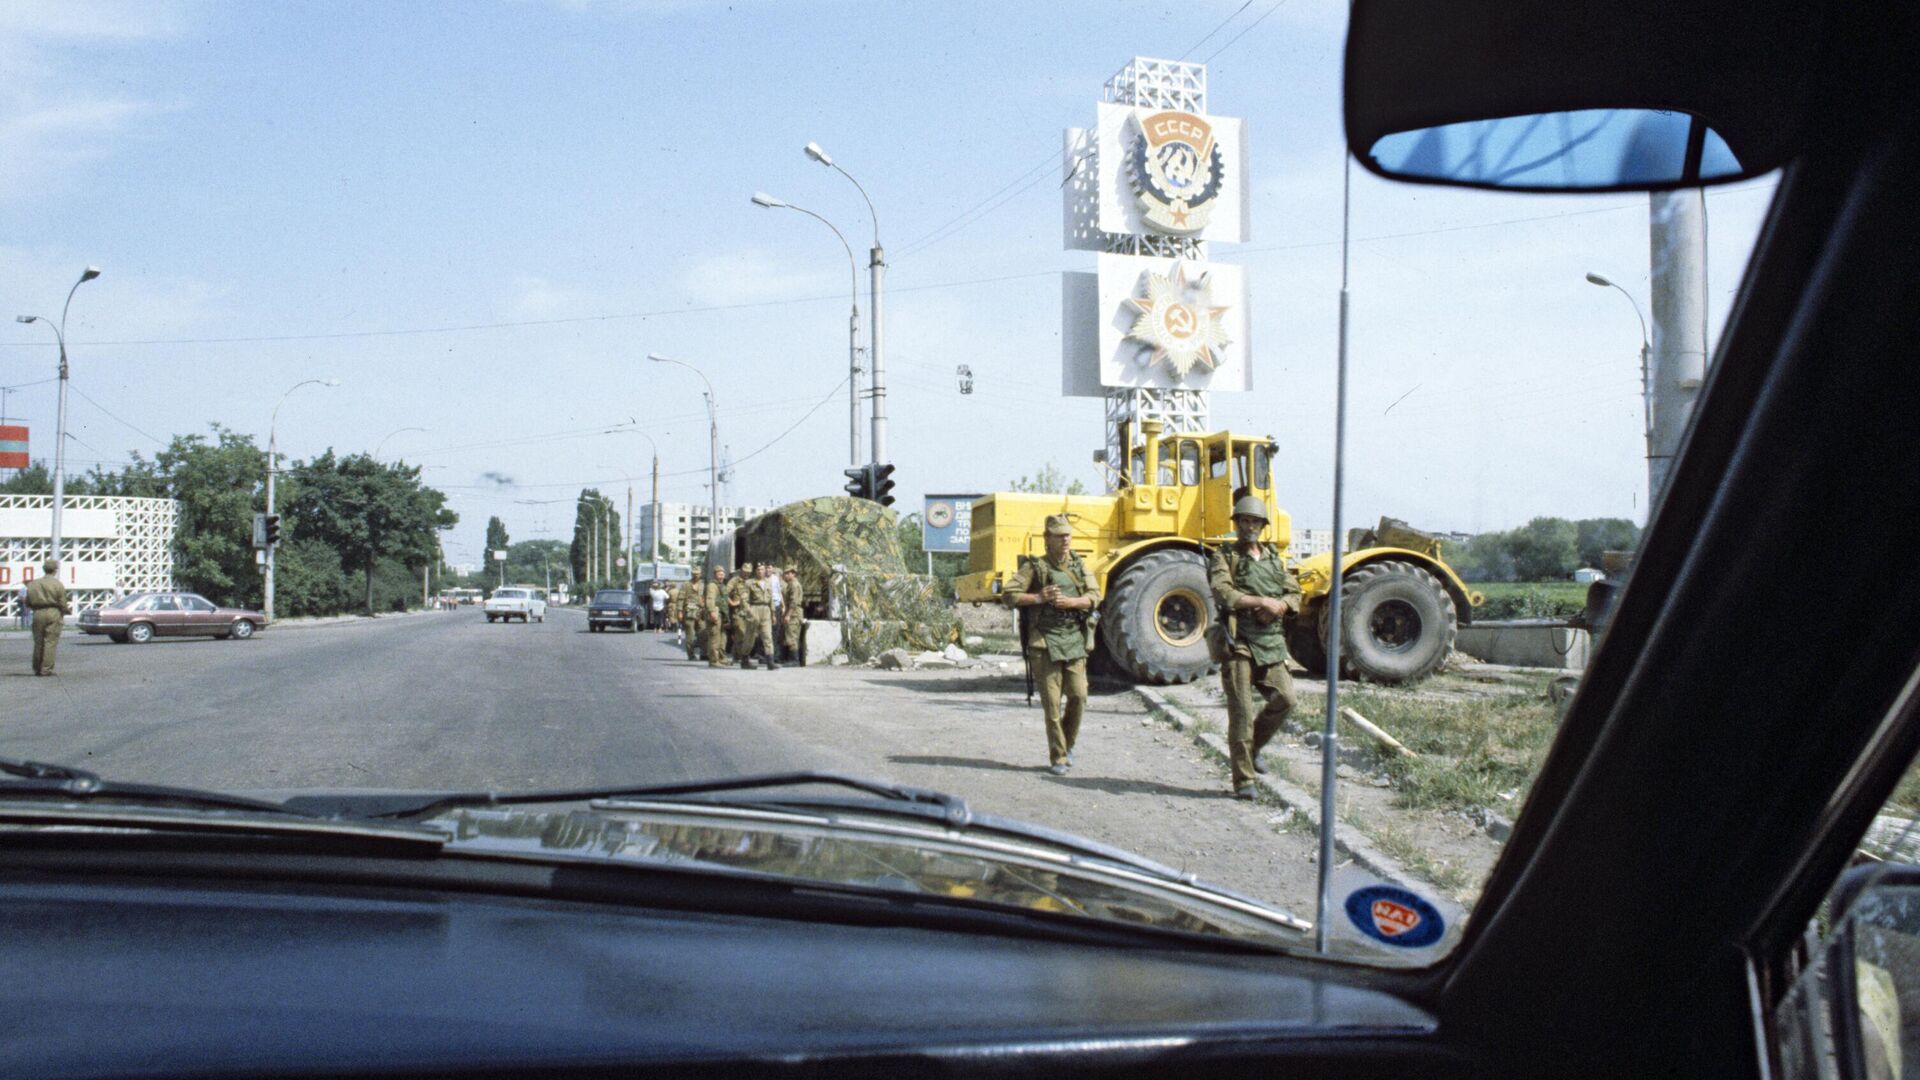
left=922, top=494, right=983, bottom=554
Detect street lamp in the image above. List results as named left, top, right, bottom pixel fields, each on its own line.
left=1585, top=271, right=1654, bottom=499
left=265, top=377, right=340, bottom=618
left=647, top=353, right=718, bottom=564
left=15, top=264, right=101, bottom=563
left=374, top=426, right=428, bottom=461
left=804, top=142, right=887, bottom=466
left=751, top=192, right=863, bottom=469
left=611, top=429, right=665, bottom=567
left=595, top=463, right=637, bottom=583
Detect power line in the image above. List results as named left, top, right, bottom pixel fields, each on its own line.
left=1200, top=0, right=1290, bottom=64
left=70, top=386, right=166, bottom=445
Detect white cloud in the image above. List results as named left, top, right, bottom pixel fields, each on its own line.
left=676, top=250, right=837, bottom=309
left=0, top=1, right=186, bottom=204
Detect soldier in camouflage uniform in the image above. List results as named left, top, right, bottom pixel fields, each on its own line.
left=780, top=566, right=805, bottom=665
left=1003, top=515, right=1100, bottom=775
left=702, top=566, right=730, bottom=668
left=725, top=563, right=755, bottom=667
left=1209, top=495, right=1305, bottom=799
left=679, top=570, right=705, bottom=660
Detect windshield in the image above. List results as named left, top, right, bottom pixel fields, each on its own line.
left=0, top=1, right=1776, bottom=966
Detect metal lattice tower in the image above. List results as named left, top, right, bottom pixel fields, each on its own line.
left=1099, top=57, right=1212, bottom=485
left=0, top=494, right=179, bottom=617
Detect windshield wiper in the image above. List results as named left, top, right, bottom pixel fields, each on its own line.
left=0, top=755, right=311, bottom=816
left=337, top=771, right=974, bottom=825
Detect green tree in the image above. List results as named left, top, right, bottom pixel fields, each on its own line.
left=84, top=428, right=266, bottom=607
left=569, top=489, right=620, bottom=587
left=503, top=539, right=570, bottom=588
left=1507, top=517, right=1579, bottom=581
left=1574, top=517, right=1640, bottom=569
left=1008, top=463, right=1088, bottom=496
left=283, top=450, right=458, bottom=615
left=1452, top=531, right=1518, bottom=583
left=0, top=459, right=99, bottom=496
left=896, top=512, right=963, bottom=598
left=485, top=516, right=510, bottom=561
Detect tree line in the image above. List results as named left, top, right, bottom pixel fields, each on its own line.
left=1445, top=517, right=1640, bottom=582
left=1, top=425, right=455, bottom=617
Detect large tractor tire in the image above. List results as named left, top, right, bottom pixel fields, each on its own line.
left=1285, top=607, right=1330, bottom=677
left=1100, top=549, right=1217, bottom=685
left=1334, top=559, right=1457, bottom=684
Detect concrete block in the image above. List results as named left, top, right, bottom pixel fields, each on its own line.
left=802, top=619, right=842, bottom=665
left=1455, top=618, right=1589, bottom=670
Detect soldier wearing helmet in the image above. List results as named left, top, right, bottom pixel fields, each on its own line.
left=1003, top=514, right=1101, bottom=775
left=1209, top=495, right=1304, bottom=799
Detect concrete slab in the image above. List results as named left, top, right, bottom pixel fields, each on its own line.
left=1456, top=619, right=1590, bottom=670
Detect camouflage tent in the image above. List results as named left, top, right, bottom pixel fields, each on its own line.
left=738, top=497, right=958, bottom=657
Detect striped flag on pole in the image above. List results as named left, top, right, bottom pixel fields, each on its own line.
left=0, top=425, right=27, bottom=470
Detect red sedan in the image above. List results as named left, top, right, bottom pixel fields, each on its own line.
left=78, top=592, right=270, bottom=644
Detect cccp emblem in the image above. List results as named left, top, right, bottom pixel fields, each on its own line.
left=1130, top=110, right=1225, bottom=236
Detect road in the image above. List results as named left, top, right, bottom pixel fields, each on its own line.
left=0, top=606, right=1322, bottom=915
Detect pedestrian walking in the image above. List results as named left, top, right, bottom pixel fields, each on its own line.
left=1209, top=496, right=1304, bottom=800
left=702, top=567, right=730, bottom=668
left=781, top=566, right=806, bottom=666
left=1003, top=515, right=1100, bottom=775
left=648, top=581, right=668, bottom=632
left=15, top=581, right=28, bottom=630
left=25, top=558, right=70, bottom=677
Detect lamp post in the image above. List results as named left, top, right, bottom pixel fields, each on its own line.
left=374, top=426, right=428, bottom=462
left=751, top=192, right=862, bottom=467
left=266, top=378, right=340, bottom=618
left=613, top=430, right=664, bottom=567
left=648, top=354, right=718, bottom=563
left=803, top=142, right=887, bottom=466
left=1585, top=271, right=1654, bottom=502
left=15, top=264, right=101, bottom=564
left=596, top=462, right=638, bottom=582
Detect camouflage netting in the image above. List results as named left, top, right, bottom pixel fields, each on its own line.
left=738, top=496, right=959, bottom=658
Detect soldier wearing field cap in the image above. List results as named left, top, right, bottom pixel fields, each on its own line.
left=25, top=558, right=71, bottom=677
left=1210, top=495, right=1304, bottom=799
left=780, top=567, right=805, bottom=664
left=1004, top=514, right=1100, bottom=775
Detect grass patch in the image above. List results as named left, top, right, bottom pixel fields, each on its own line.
left=1299, top=684, right=1563, bottom=815
left=1471, top=581, right=1588, bottom=620
left=1364, top=820, right=1475, bottom=895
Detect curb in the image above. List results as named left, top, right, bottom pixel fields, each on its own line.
left=272, top=609, right=441, bottom=631
left=1133, top=685, right=1423, bottom=892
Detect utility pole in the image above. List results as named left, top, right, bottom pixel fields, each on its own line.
left=869, top=241, right=887, bottom=466
left=1646, top=189, right=1709, bottom=507
left=626, top=483, right=634, bottom=580
left=650, top=453, right=661, bottom=566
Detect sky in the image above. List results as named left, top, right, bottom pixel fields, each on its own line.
left=0, top=0, right=1777, bottom=565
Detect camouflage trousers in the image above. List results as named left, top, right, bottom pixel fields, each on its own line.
left=1222, top=654, right=1295, bottom=788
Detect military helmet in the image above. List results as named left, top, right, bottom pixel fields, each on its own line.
left=1044, top=514, right=1073, bottom=536
left=1231, top=496, right=1270, bottom=522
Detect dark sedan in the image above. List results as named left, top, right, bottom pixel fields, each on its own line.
left=78, top=592, right=269, bottom=644
left=586, top=589, right=641, bottom=633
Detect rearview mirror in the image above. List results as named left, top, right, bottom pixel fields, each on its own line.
left=1777, top=864, right=1920, bottom=1080
left=1345, top=0, right=1820, bottom=192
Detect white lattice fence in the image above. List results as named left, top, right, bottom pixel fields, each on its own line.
left=1, top=495, right=179, bottom=616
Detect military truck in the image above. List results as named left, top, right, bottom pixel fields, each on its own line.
left=953, top=420, right=1481, bottom=685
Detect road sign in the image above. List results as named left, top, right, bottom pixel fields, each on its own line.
left=492, top=550, right=508, bottom=561
left=616, top=557, right=627, bottom=568
left=0, top=425, right=27, bottom=470
left=922, top=494, right=983, bottom=554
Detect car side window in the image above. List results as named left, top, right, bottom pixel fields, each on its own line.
left=183, top=596, right=215, bottom=612
left=150, top=596, right=179, bottom=612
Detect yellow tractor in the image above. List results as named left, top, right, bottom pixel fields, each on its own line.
left=953, top=420, right=1482, bottom=685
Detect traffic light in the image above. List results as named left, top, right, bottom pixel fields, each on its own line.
left=264, top=514, right=282, bottom=547
left=871, top=463, right=896, bottom=507
left=843, top=465, right=872, bottom=501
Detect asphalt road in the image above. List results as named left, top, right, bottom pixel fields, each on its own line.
left=0, top=607, right=863, bottom=792
left=0, top=605, right=1324, bottom=914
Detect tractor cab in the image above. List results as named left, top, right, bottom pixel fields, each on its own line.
left=1111, top=420, right=1289, bottom=550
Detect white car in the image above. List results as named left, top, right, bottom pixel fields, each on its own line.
left=482, top=588, right=546, bottom=624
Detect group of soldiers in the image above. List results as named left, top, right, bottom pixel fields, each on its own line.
left=665, top=562, right=805, bottom=671
left=1008, top=499, right=1301, bottom=799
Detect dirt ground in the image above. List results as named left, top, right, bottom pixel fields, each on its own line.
left=748, top=660, right=1329, bottom=921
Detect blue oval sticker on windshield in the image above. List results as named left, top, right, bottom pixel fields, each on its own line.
left=1344, top=884, right=1444, bottom=948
